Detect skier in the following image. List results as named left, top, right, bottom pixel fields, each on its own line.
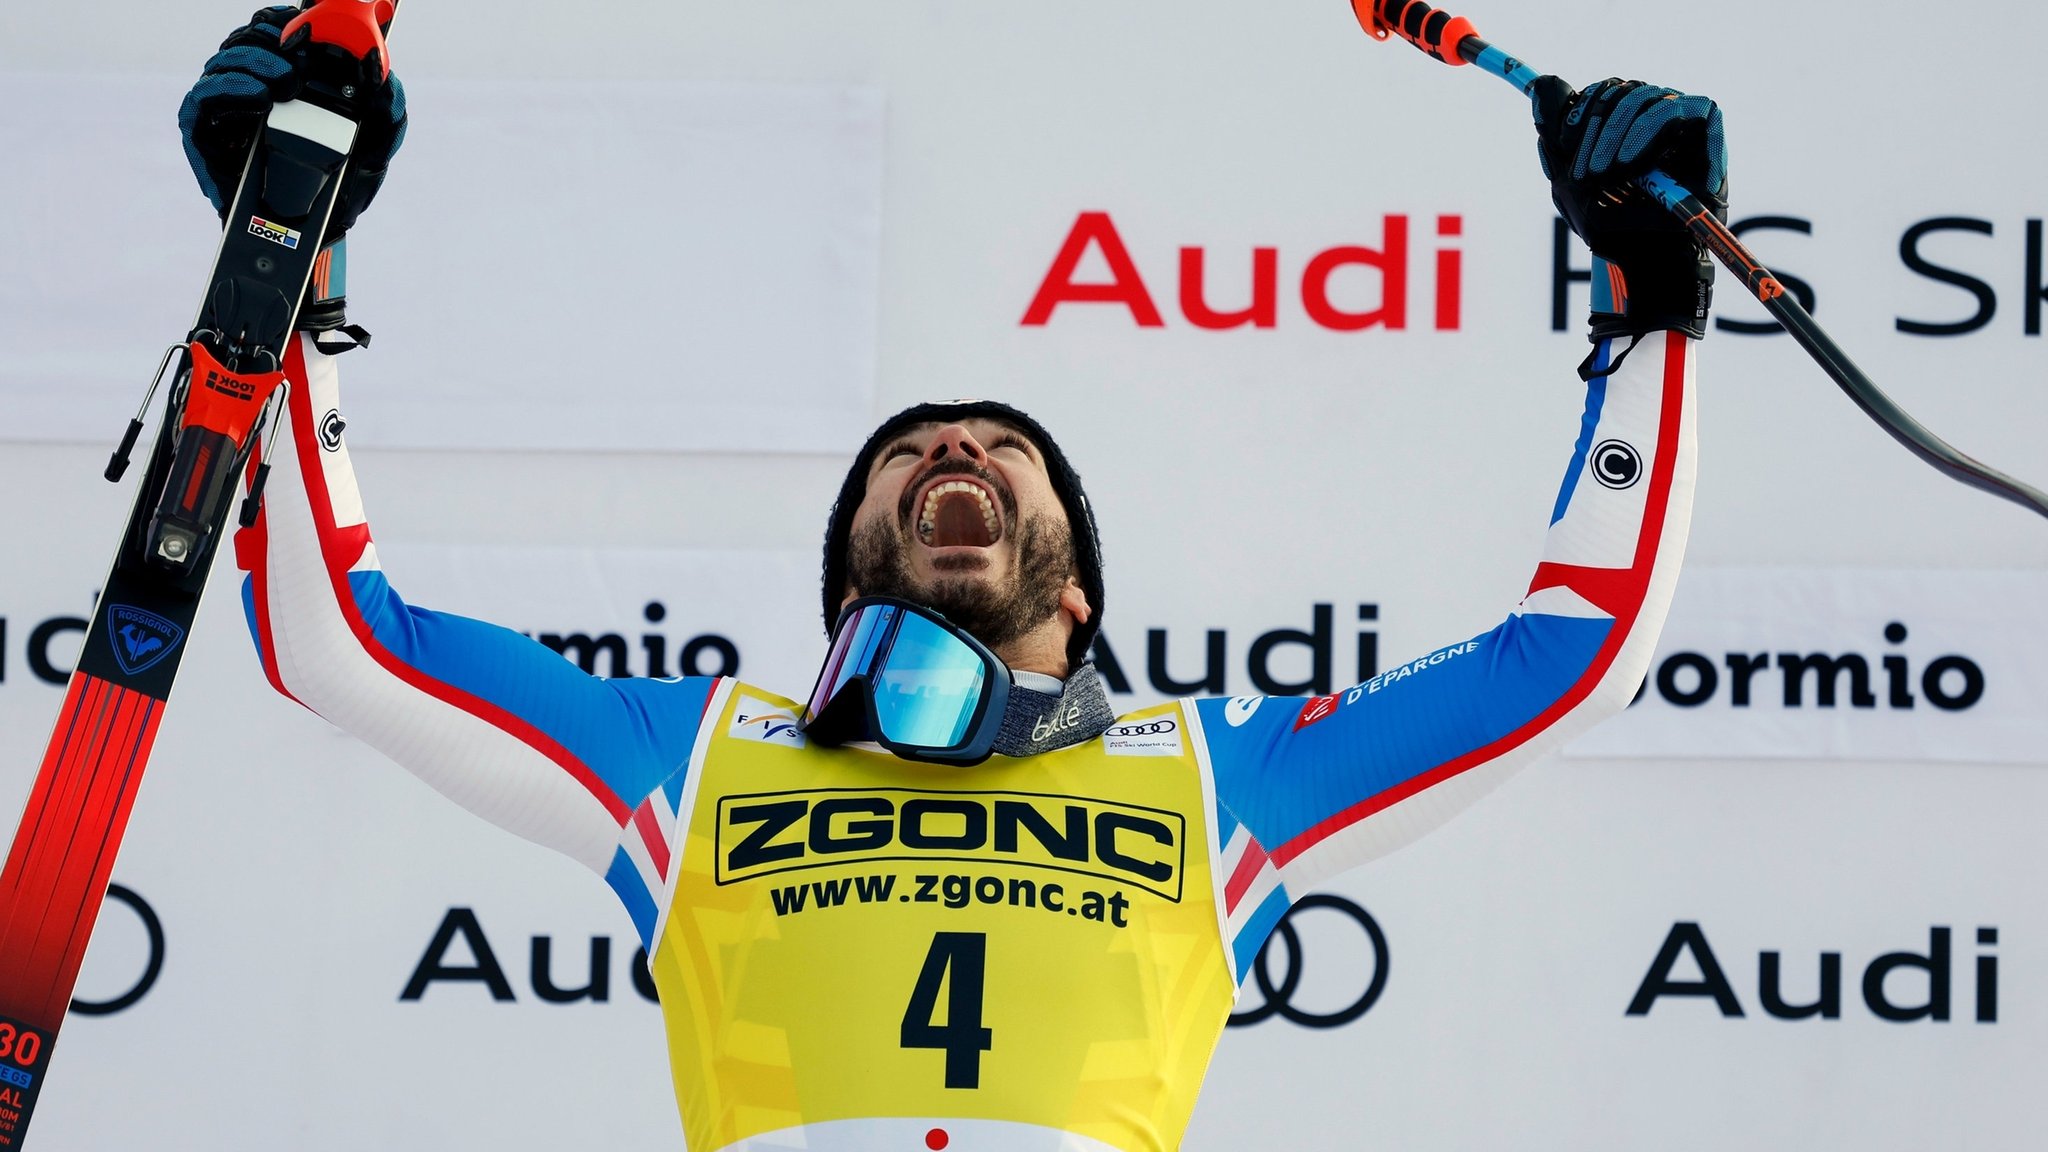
left=185, top=8, right=1722, bottom=1149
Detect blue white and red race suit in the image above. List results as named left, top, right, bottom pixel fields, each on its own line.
left=237, top=328, right=1696, bottom=1151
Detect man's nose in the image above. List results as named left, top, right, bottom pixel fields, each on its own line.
left=925, top=424, right=988, bottom=465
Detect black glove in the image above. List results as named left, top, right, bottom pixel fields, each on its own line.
left=1532, top=76, right=1727, bottom=341
left=177, top=5, right=407, bottom=247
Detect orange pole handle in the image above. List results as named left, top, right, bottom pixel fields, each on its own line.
left=281, top=0, right=398, bottom=80
left=1353, top=0, right=1480, bottom=65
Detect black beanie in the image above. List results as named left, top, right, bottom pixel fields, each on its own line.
left=821, top=400, right=1105, bottom=671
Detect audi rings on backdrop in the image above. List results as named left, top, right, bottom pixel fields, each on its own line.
left=1228, top=894, right=1389, bottom=1029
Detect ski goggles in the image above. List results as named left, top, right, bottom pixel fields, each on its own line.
left=801, top=597, right=1012, bottom=766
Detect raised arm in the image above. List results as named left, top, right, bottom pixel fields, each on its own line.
left=1196, top=77, right=1724, bottom=965
left=184, top=9, right=707, bottom=948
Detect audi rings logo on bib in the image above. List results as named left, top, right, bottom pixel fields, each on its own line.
left=1102, top=716, right=1183, bottom=757
left=1228, top=895, right=1389, bottom=1029
left=1591, top=439, right=1643, bottom=490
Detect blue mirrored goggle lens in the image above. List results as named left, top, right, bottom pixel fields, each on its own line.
left=809, top=603, right=897, bottom=720
left=870, top=611, right=989, bottom=750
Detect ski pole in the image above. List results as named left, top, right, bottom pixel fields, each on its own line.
left=1354, top=0, right=2048, bottom=524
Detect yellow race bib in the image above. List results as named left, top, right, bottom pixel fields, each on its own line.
left=647, top=682, right=1234, bottom=1152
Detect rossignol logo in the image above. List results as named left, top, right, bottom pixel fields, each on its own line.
left=1022, top=211, right=1463, bottom=331
left=106, top=605, right=184, bottom=676
left=716, top=788, right=1186, bottom=901
left=248, top=215, right=302, bottom=250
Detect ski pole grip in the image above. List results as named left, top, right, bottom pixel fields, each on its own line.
left=1355, top=0, right=1480, bottom=65
left=281, top=0, right=398, bottom=80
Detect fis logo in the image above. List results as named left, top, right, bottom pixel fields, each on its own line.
left=716, top=788, right=1186, bottom=901
left=248, top=216, right=302, bottom=250
left=106, top=605, right=184, bottom=676
left=729, top=696, right=806, bottom=747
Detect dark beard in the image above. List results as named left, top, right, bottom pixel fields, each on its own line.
left=846, top=512, right=1074, bottom=652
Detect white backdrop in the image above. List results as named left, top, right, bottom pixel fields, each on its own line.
left=2, top=0, right=2047, bottom=1148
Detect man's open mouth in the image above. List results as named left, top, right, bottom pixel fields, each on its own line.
left=916, top=479, right=1003, bottom=548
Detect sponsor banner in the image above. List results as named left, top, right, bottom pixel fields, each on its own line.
left=2, top=542, right=2047, bottom=1150
left=0, top=77, right=882, bottom=455
left=371, top=541, right=826, bottom=691
left=1197, top=756, right=2048, bottom=1152
left=1567, top=568, right=2048, bottom=764
left=2, top=0, right=2046, bottom=1147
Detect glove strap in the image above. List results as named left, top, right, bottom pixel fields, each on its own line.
left=1586, top=248, right=1714, bottom=344
left=297, top=240, right=373, bottom=353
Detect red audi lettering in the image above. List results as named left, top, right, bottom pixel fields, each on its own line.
left=1179, top=246, right=1278, bottom=329
left=1435, top=214, right=1463, bottom=331
left=1021, top=211, right=1165, bottom=327
left=1301, top=215, right=1409, bottom=331
left=1024, top=211, right=1464, bottom=332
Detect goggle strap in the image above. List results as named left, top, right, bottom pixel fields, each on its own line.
left=988, top=664, right=1118, bottom=758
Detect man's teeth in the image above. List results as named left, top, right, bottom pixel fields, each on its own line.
left=918, top=481, right=999, bottom=543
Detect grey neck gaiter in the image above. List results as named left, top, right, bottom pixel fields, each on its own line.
left=991, top=663, right=1118, bottom=758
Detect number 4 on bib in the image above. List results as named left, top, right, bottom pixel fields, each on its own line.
left=900, top=932, right=993, bottom=1089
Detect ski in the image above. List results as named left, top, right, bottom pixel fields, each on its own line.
left=0, top=3, right=395, bottom=1144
